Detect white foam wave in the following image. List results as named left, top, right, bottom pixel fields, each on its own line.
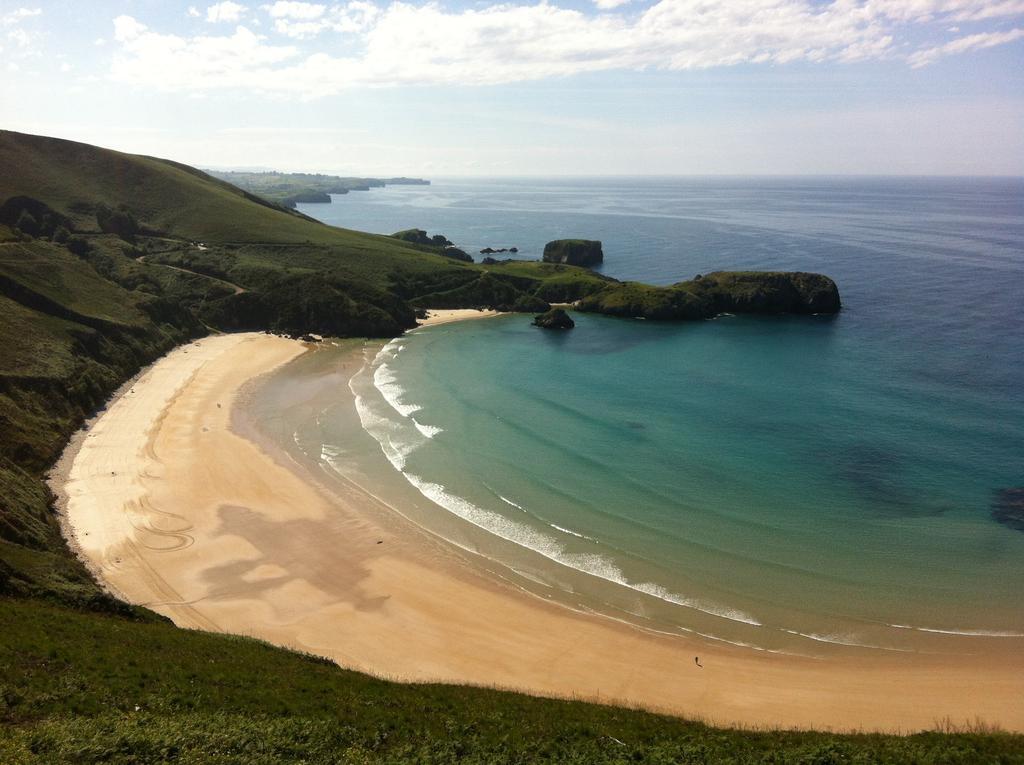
left=550, top=523, right=600, bottom=544
left=373, top=362, right=422, bottom=418
left=481, top=483, right=530, bottom=513
left=781, top=629, right=912, bottom=652
left=631, top=581, right=761, bottom=626
left=373, top=339, right=401, bottom=364
left=498, top=494, right=525, bottom=510
left=412, top=419, right=444, bottom=438
left=350, top=390, right=419, bottom=472
left=888, top=623, right=1024, bottom=637
left=403, top=473, right=759, bottom=626
left=320, top=443, right=344, bottom=461
left=694, top=630, right=792, bottom=654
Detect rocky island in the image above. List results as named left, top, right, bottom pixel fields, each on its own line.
left=533, top=307, right=575, bottom=329
left=543, top=239, right=604, bottom=267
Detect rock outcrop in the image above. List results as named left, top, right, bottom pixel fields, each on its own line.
left=391, top=229, right=453, bottom=248
left=542, top=239, right=603, bottom=267
left=533, top=308, right=575, bottom=329
left=442, top=246, right=473, bottom=263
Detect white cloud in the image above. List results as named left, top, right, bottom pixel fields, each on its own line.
left=0, top=7, right=41, bottom=27
left=908, top=26, right=1024, bottom=66
left=1, top=6, right=42, bottom=61
left=103, top=0, right=1024, bottom=95
left=113, top=15, right=148, bottom=42
left=864, top=0, right=1024, bottom=22
left=267, top=1, right=376, bottom=37
left=60, top=61, right=72, bottom=71
left=110, top=17, right=300, bottom=89
left=6, top=27, right=32, bottom=49
left=94, top=37, right=107, bottom=46
left=593, top=0, right=632, bottom=9
left=188, top=6, right=202, bottom=17
left=264, top=1, right=327, bottom=19
left=206, top=2, right=247, bottom=23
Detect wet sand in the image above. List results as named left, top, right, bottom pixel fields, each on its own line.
left=54, top=331, right=1024, bottom=733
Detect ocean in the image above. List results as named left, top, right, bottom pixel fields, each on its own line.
left=281, top=177, right=1024, bottom=656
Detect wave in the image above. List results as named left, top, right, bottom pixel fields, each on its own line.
left=401, top=472, right=760, bottom=626
left=550, top=523, right=585, bottom=538
left=499, top=494, right=524, bottom=511
left=371, top=338, right=426, bottom=418
left=781, top=628, right=913, bottom=652
left=888, top=623, right=1024, bottom=638
left=693, top=629, right=795, bottom=655
left=374, top=362, right=423, bottom=418
left=352, top=349, right=762, bottom=629
left=481, top=482, right=529, bottom=513
left=412, top=419, right=444, bottom=439
left=550, top=523, right=600, bottom=544
left=350, top=391, right=419, bottom=472
left=320, top=443, right=343, bottom=461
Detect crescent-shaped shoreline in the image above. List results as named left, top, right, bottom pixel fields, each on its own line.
left=51, top=322, right=1024, bottom=733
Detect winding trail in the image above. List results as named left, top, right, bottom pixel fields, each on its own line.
left=136, top=252, right=247, bottom=295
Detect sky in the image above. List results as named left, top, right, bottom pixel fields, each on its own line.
left=1, top=0, right=1022, bottom=175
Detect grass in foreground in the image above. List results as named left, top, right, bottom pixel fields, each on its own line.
left=2, top=599, right=1021, bottom=764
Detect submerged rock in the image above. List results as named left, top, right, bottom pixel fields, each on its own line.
left=533, top=308, right=575, bottom=330
left=542, top=239, right=603, bottom=267
left=993, top=488, right=1024, bottom=532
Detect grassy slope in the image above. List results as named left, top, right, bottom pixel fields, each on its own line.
left=2, top=599, right=1020, bottom=764
left=0, top=222, right=203, bottom=604
left=0, top=130, right=1011, bottom=761
left=0, top=131, right=606, bottom=305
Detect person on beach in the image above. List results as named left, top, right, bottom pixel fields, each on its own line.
left=695, top=656, right=703, bottom=668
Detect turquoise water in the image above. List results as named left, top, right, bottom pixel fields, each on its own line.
left=294, top=178, right=1024, bottom=655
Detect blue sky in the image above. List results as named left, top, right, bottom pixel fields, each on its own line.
left=1, top=0, right=1022, bottom=175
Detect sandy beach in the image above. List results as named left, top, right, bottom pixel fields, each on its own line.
left=54, top=328, right=1024, bottom=733
left=416, top=308, right=502, bottom=328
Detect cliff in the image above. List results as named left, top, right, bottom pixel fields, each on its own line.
left=577, top=272, right=841, bottom=320
left=542, top=239, right=604, bottom=267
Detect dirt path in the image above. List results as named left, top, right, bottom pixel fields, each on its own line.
left=136, top=254, right=246, bottom=295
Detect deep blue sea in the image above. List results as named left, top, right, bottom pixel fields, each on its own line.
left=294, top=178, right=1024, bottom=655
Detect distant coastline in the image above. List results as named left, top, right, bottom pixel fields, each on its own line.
left=205, top=169, right=430, bottom=209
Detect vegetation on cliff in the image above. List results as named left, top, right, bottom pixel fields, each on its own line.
left=577, top=271, right=841, bottom=320
left=543, top=239, right=604, bottom=267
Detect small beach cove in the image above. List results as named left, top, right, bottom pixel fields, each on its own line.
left=52, top=318, right=1024, bottom=733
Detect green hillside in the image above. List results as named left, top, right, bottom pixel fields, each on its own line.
left=0, top=130, right=610, bottom=325
left=1, top=130, right=1013, bottom=762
